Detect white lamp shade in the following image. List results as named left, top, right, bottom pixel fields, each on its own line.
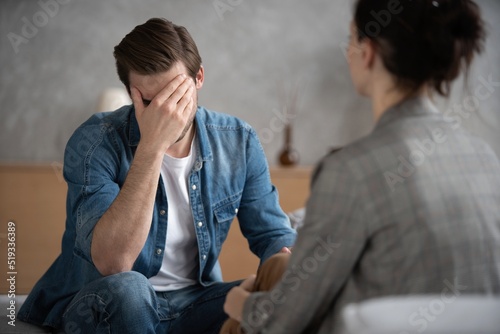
left=96, top=87, right=131, bottom=112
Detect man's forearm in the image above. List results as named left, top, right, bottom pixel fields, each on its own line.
left=91, top=143, right=163, bottom=276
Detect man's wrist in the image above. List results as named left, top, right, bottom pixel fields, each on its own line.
left=136, top=142, right=165, bottom=161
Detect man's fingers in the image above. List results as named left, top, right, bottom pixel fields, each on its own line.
left=176, top=85, right=195, bottom=113
left=168, top=77, right=194, bottom=107
left=154, top=74, right=189, bottom=105
left=280, top=247, right=292, bottom=254
left=130, top=87, right=144, bottom=114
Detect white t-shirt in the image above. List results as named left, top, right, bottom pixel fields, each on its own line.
left=149, top=138, right=199, bottom=291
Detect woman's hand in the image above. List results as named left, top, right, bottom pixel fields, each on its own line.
left=223, top=275, right=256, bottom=321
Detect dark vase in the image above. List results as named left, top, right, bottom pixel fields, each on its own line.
left=279, top=124, right=300, bottom=166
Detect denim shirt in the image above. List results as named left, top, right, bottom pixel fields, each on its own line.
left=18, top=105, right=296, bottom=329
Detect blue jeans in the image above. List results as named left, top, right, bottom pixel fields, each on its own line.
left=61, top=271, right=241, bottom=334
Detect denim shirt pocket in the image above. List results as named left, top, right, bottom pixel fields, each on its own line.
left=213, top=194, right=241, bottom=250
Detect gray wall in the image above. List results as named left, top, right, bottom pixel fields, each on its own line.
left=1, top=0, right=499, bottom=166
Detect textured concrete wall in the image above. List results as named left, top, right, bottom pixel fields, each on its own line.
left=1, top=0, right=499, bottom=166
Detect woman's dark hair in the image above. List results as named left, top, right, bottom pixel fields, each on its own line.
left=114, top=18, right=202, bottom=94
left=354, top=0, right=486, bottom=96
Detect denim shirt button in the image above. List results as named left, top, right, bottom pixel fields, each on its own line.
left=191, top=184, right=197, bottom=190
left=235, top=208, right=238, bottom=214
left=202, top=254, right=207, bottom=260
left=156, top=248, right=163, bottom=255
left=159, top=210, right=166, bottom=215
left=197, top=221, right=203, bottom=227
left=194, top=161, right=203, bottom=170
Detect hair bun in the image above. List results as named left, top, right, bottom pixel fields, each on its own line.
left=427, top=0, right=484, bottom=40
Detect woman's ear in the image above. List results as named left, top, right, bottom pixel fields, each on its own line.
left=195, top=65, right=204, bottom=89
left=362, top=39, right=377, bottom=70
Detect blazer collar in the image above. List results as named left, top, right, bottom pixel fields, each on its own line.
left=375, top=96, right=440, bottom=130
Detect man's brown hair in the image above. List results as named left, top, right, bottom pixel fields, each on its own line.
left=113, top=18, right=202, bottom=93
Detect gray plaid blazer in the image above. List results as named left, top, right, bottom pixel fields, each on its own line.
left=241, top=97, right=500, bottom=334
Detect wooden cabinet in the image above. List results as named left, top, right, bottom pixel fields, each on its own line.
left=218, top=166, right=312, bottom=281
left=0, top=165, right=312, bottom=293
left=269, top=166, right=313, bottom=213
left=0, top=165, right=67, bottom=294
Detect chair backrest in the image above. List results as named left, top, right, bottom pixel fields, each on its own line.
left=340, top=295, right=500, bottom=334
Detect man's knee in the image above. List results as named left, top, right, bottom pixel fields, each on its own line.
left=68, top=271, right=156, bottom=315
left=98, top=271, right=155, bottom=306
left=63, top=271, right=158, bottom=333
